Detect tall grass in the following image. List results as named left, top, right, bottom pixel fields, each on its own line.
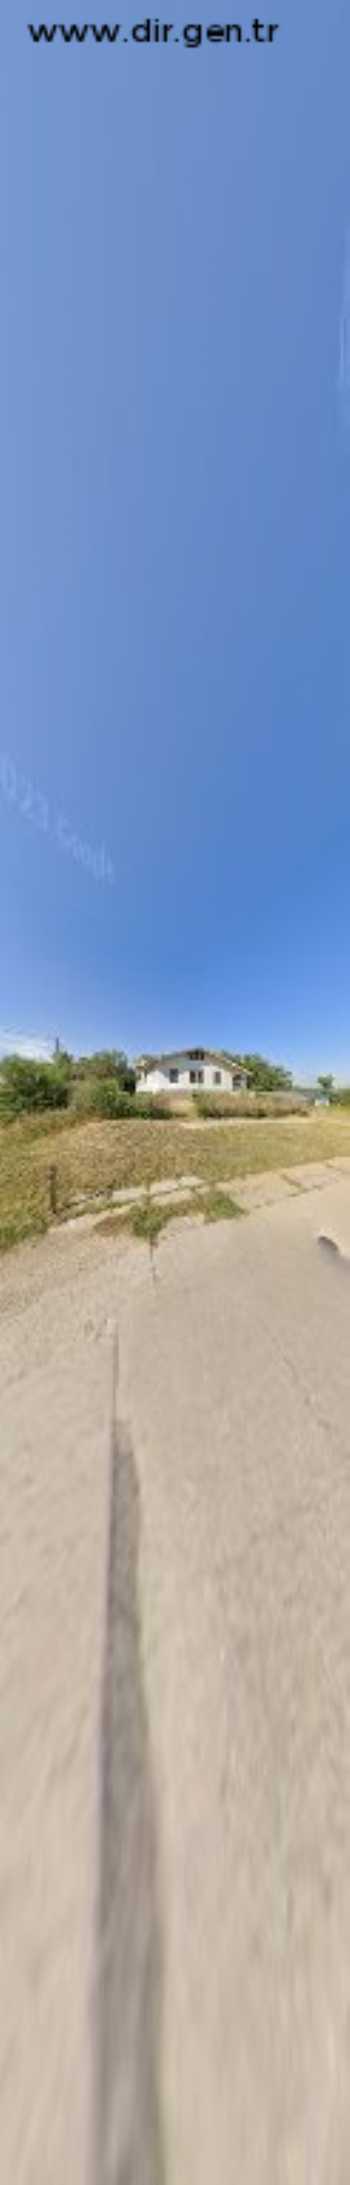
left=1, top=1107, right=350, bottom=1252
left=194, top=1090, right=310, bottom=1119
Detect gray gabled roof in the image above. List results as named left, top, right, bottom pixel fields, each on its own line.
left=135, top=1048, right=246, bottom=1074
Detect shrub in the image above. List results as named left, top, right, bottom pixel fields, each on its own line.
left=0, top=1056, right=70, bottom=1118
left=70, top=1079, right=134, bottom=1118
left=71, top=1049, right=135, bottom=1092
left=194, top=1090, right=310, bottom=1120
left=69, top=1079, right=167, bottom=1120
left=134, top=1096, right=167, bottom=1120
left=139, top=1089, right=193, bottom=1117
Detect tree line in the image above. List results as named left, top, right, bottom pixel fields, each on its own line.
left=0, top=1048, right=338, bottom=1119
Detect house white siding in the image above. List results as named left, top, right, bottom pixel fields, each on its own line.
left=136, top=1053, right=247, bottom=1095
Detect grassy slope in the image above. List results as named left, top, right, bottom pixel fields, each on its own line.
left=1, top=1108, right=350, bottom=1250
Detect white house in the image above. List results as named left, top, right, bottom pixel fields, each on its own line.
left=135, top=1048, right=248, bottom=1095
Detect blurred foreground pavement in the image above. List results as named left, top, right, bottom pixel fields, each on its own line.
left=2, top=1175, right=350, bottom=2183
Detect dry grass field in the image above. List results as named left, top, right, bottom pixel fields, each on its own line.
left=1, top=1106, right=350, bottom=1251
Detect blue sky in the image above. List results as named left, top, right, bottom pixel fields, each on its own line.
left=1, top=1, right=350, bottom=1074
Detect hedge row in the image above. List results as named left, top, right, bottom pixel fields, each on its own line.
left=194, top=1091, right=310, bottom=1119
left=69, top=1081, right=167, bottom=1120
left=0, top=1058, right=311, bottom=1124
left=0, top=1060, right=69, bottom=1118
left=0, top=1059, right=168, bottom=1121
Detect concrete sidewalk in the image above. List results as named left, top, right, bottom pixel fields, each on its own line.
left=2, top=1175, right=350, bottom=2182
left=117, top=1179, right=350, bottom=2185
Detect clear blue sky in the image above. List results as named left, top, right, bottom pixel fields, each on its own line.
left=1, top=1, right=350, bottom=1074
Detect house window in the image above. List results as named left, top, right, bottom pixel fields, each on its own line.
left=190, top=1070, right=197, bottom=1084
left=198, top=1069, right=204, bottom=1084
left=214, top=1070, right=221, bottom=1085
left=169, top=1068, right=179, bottom=1083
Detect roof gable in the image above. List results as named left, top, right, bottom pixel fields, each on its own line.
left=136, top=1049, right=245, bottom=1074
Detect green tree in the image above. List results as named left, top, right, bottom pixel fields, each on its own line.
left=242, top=1053, right=293, bottom=1092
left=54, top=1047, right=73, bottom=1077
left=72, top=1050, right=135, bottom=1092
left=0, top=1056, right=69, bottom=1116
left=317, top=1073, right=334, bottom=1101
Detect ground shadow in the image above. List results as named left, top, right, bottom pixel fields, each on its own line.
left=91, top=1362, right=164, bottom=2185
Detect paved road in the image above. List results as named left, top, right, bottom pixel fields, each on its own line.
left=2, top=1176, right=350, bottom=2183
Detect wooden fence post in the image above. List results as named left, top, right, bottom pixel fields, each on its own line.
left=49, top=1164, right=58, bottom=1216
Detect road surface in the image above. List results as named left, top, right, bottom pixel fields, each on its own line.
left=2, top=1172, right=350, bottom=2183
